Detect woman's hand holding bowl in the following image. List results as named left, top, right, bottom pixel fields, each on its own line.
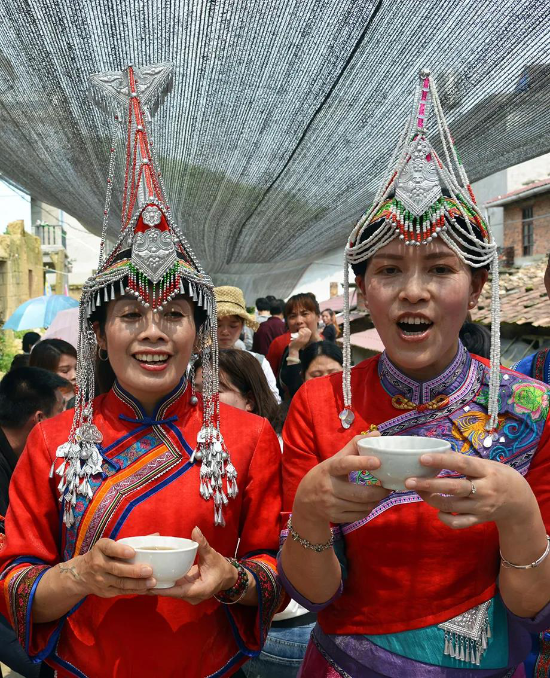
left=293, top=433, right=391, bottom=526
left=154, top=527, right=239, bottom=605
left=68, top=538, right=157, bottom=598
left=405, top=452, right=539, bottom=530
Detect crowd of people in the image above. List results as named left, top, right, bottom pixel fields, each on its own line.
left=0, top=65, right=549, bottom=678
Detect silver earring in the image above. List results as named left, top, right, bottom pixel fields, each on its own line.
left=98, top=348, right=109, bottom=362
left=189, top=356, right=199, bottom=405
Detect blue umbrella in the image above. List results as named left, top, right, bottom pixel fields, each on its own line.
left=2, top=295, right=79, bottom=331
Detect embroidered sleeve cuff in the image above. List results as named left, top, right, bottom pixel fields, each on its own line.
left=506, top=597, right=550, bottom=633
left=277, top=551, right=343, bottom=612
left=1, top=560, right=83, bottom=661
left=221, top=556, right=286, bottom=655
left=4, top=563, right=51, bottom=655
left=241, top=558, right=286, bottom=646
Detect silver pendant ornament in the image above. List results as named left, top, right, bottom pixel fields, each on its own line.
left=439, top=601, right=491, bottom=666
left=191, top=429, right=237, bottom=527
left=341, top=69, right=501, bottom=434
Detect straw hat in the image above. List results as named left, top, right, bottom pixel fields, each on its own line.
left=214, top=286, right=259, bottom=330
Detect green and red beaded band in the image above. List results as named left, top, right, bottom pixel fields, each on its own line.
left=214, top=557, right=249, bottom=605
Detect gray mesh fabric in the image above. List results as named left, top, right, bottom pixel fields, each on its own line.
left=0, top=0, right=548, bottom=298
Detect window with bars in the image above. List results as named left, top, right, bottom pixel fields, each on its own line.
left=522, top=206, right=534, bottom=256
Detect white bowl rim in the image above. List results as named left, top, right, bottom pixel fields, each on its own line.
left=357, top=436, right=451, bottom=451
left=117, top=536, right=199, bottom=553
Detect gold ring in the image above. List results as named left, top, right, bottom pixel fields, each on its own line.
left=467, top=480, right=477, bottom=497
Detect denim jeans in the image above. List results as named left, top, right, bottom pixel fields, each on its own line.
left=0, top=614, right=41, bottom=678
left=242, top=619, right=315, bottom=678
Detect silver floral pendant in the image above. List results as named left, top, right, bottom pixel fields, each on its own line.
left=339, top=408, right=355, bottom=429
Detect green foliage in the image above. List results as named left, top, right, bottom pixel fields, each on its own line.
left=0, top=330, right=25, bottom=375
left=0, top=333, right=17, bottom=375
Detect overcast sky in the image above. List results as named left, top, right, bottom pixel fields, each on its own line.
left=0, top=179, right=31, bottom=232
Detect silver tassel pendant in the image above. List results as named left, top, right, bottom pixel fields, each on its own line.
left=438, top=601, right=491, bottom=665
left=195, top=428, right=238, bottom=525
left=443, top=632, right=450, bottom=656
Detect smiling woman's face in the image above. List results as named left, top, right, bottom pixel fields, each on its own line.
left=94, top=295, right=196, bottom=413
left=359, top=238, right=487, bottom=381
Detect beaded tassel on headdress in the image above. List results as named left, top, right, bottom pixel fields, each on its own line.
left=54, top=64, right=236, bottom=527
left=341, top=69, right=500, bottom=433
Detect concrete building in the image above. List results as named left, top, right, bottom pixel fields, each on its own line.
left=31, top=199, right=70, bottom=295
left=478, top=154, right=550, bottom=254
left=60, top=209, right=102, bottom=288
left=0, top=220, right=43, bottom=324
left=30, top=198, right=102, bottom=296
left=486, top=178, right=550, bottom=265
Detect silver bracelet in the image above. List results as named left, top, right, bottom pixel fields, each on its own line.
left=287, top=517, right=334, bottom=553
left=500, top=535, right=550, bottom=569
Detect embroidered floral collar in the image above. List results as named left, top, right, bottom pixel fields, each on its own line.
left=378, top=341, right=471, bottom=405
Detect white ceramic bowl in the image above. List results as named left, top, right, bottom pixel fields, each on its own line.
left=118, top=535, right=199, bottom=589
left=356, top=435, right=451, bottom=491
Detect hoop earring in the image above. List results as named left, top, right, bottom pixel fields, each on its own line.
left=98, top=348, right=109, bottom=362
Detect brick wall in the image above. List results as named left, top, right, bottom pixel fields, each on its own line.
left=503, top=192, right=550, bottom=259
left=0, top=220, right=43, bottom=323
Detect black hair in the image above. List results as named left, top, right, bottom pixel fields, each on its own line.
left=459, top=321, right=491, bottom=360
left=89, top=279, right=207, bottom=394
left=269, top=300, right=284, bottom=316
left=0, top=367, right=69, bottom=428
left=10, top=354, right=30, bottom=371
left=265, top=295, right=276, bottom=303
left=22, top=331, right=41, bottom=353
left=255, top=297, right=271, bottom=312
left=195, top=349, right=279, bottom=427
left=321, top=308, right=341, bottom=338
left=299, top=340, right=343, bottom=375
left=284, top=292, right=320, bottom=319
left=30, top=339, right=77, bottom=372
left=350, top=201, right=490, bottom=279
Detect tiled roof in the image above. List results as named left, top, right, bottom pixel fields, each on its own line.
left=471, top=259, right=550, bottom=328
left=485, top=177, right=550, bottom=205
left=348, top=328, right=385, bottom=353
left=319, top=290, right=357, bottom=313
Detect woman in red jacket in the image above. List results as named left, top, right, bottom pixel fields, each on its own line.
left=0, top=64, right=284, bottom=678
left=278, top=70, right=550, bottom=678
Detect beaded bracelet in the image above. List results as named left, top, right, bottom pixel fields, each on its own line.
left=214, top=558, right=249, bottom=604
left=500, top=535, right=550, bottom=570
left=287, top=517, right=334, bottom=552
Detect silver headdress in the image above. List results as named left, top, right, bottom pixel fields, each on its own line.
left=53, top=64, right=236, bottom=528
left=341, top=69, right=500, bottom=431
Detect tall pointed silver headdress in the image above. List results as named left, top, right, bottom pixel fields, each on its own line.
left=53, top=64, right=236, bottom=528
left=340, top=69, right=500, bottom=431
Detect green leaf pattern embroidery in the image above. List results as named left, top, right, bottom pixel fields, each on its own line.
left=508, top=383, right=550, bottom=422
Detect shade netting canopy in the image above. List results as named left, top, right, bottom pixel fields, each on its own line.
left=0, top=0, right=548, bottom=299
